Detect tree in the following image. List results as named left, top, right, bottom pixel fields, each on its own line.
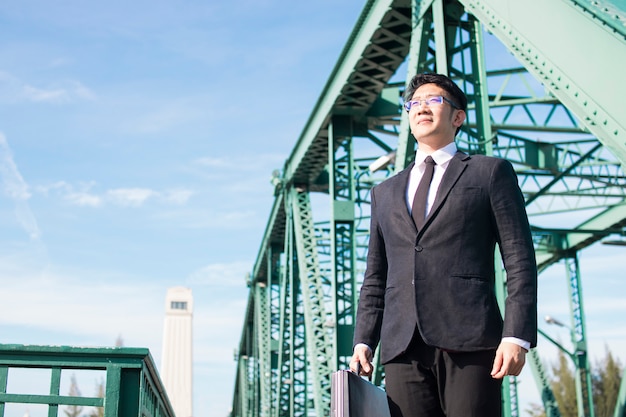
left=549, top=350, right=578, bottom=417
left=527, top=346, right=624, bottom=417
left=87, top=378, right=105, bottom=417
left=64, top=374, right=84, bottom=417
left=593, top=347, right=623, bottom=417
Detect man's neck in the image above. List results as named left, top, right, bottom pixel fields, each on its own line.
left=417, top=140, right=456, bottom=155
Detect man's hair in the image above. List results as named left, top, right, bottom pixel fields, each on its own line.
left=403, top=73, right=468, bottom=112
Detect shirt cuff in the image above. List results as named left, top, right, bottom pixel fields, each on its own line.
left=354, top=343, right=373, bottom=354
left=502, top=337, right=530, bottom=351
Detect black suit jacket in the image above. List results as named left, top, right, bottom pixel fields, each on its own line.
left=354, top=152, right=537, bottom=364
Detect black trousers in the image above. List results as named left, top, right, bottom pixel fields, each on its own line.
left=384, top=332, right=502, bottom=417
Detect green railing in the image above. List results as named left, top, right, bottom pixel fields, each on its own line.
left=0, top=344, right=175, bottom=417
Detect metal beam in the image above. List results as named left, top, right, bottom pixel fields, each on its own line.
left=461, top=0, right=626, bottom=167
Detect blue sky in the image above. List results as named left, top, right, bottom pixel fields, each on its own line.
left=0, top=1, right=624, bottom=416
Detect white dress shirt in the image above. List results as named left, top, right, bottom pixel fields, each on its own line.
left=406, top=142, right=457, bottom=215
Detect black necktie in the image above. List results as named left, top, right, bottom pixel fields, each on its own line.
left=412, top=156, right=436, bottom=230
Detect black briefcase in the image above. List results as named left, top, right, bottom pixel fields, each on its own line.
left=330, top=370, right=391, bottom=417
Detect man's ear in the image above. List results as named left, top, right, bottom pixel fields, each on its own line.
left=453, top=109, right=466, bottom=128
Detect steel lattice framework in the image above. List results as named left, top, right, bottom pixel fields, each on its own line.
left=231, top=0, right=626, bottom=416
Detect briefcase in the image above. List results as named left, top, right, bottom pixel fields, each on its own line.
left=330, top=370, right=391, bottom=417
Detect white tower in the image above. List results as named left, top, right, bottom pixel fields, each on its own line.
left=161, top=287, right=193, bottom=417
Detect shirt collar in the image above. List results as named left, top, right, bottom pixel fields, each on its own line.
left=414, top=141, right=457, bottom=166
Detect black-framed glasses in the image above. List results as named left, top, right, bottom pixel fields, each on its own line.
left=403, top=95, right=460, bottom=112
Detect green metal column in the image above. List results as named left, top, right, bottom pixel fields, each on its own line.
left=238, top=357, right=249, bottom=417
left=274, top=242, right=291, bottom=417
left=48, top=367, right=61, bottom=417
left=290, top=187, right=333, bottom=416
left=104, top=366, right=123, bottom=417
left=465, top=13, right=494, bottom=155
left=328, top=116, right=358, bottom=371
left=255, top=281, right=271, bottom=416
left=527, top=346, right=562, bottom=417
left=266, top=246, right=283, bottom=417
left=248, top=345, right=259, bottom=417
left=396, top=0, right=435, bottom=172
left=279, top=200, right=304, bottom=416
left=431, top=0, right=449, bottom=75
left=494, top=251, right=521, bottom=417
left=0, top=366, right=6, bottom=417
left=563, top=252, right=595, bottom=417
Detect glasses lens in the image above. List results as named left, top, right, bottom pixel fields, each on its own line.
left=427, top=96, right=444, bottom=105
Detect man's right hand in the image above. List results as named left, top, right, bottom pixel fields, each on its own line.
left=349, top=344, right=373, bottom=377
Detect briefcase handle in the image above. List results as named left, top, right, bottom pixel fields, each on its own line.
left=354, top=362, right=372, bottom=382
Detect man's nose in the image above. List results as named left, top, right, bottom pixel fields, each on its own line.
left=415, top=101, right=430, bottom=112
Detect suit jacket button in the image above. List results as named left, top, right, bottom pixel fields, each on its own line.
left=415, top=245, right=423, bottom=252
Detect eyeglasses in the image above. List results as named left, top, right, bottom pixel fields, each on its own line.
left=403, top=95, right=460, bottom=112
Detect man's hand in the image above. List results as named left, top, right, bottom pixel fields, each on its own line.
left=349, top=344, right=373, bottom=377
left=491, top=341, right=527, bottom=379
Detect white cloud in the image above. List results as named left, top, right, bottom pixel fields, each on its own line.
left=103, top=187, right=195, bottom=207
left=0, top=71, right=96, bottom=104
left=69, top=80, right=97, bottom=101
left=161, top=189, right=194, bottom=205
left=586, top=296, right=626, bottom=314
left=21, top=80, right=96, bottom=104
left=35, top=181, right=102, bottom=207
left=194, top=156, right=230, bottom=168
left=0, top=133, right=41, bottom=240
left=34, top=180, right=69, bottom=196
left=0, top=259, right=163, bottom=346
left=193, top=153, right=285, bottom=172
left=186, top=261, right=252, bottom=286
left=153, top=207, right=258, bottom=230
left=106, top=187, right=157, bottom=207
left=0, top=135, right=31, bottom=200
left=34, top=181, right=194, bottom=208
left=125, top=98, right=205, bottom=134
left=65, top=191, right=103, bottom=207
left=22, top=85, right=70, bottom=103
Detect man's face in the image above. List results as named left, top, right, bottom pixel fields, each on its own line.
left=407, top=83, right=465, bottom=151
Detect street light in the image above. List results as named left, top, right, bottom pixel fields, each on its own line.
left=368, top=151, right=396, bottom=173
left=538, top=320, right=574, bottom=362
left=544, top=315, right=567, bottom=327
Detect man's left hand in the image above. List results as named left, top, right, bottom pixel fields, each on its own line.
left=490, top=341, right=527, bottom=379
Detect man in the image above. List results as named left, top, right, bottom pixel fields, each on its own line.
left=350, top=73, right=537, bottom=417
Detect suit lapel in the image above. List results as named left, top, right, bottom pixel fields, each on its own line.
left=391, top=163, right=416, bottom=228
left=424, top=151, right=469, bottom=226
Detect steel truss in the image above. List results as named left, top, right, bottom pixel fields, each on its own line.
left=232, top=0, right=626, bottom=416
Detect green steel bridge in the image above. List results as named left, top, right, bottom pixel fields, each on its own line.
left=231, top=0, right=626, bottom=416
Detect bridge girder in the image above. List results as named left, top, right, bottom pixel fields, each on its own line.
left=232, top=1, right=626, bottom=416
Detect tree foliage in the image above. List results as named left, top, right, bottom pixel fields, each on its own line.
left=593, top=348, right=623, bottom=417
left=87, top=378, right=105, bottom=417
left=527, top=346, right=623, bottom=417
left=64, top=374, right=84, bottom=417
left=62, top=374, right=108, bottom=417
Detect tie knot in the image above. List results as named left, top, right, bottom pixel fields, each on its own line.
left=424, top=156, right=435, bottom=166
